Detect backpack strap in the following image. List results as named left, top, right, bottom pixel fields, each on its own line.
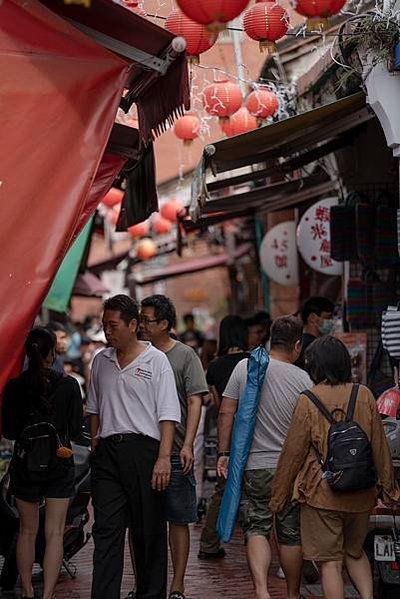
left=346, top=384, right=360, bottom=421
left=302, top=390, right=335, bottom=424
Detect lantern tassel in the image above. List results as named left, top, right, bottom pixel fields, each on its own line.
left=259, top=40, right=276, bottom=54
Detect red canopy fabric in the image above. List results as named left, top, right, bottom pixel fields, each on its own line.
left=0, top=0, right=130, bottom=394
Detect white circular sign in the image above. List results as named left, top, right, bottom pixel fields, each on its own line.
left=297, top=197, right=343, bottom=276
left=260, top=221, right=299, bottom=286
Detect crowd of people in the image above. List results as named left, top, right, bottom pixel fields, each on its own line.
left=1, top=294, right=399, bottom=599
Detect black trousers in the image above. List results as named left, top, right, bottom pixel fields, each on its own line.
left=91, top=434, right=167, bottom=599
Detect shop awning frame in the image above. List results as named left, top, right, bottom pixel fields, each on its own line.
left=190, top=93, right=374, bottom=221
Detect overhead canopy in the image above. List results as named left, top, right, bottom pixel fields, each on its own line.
left=190, top=93, right=373, bottom=221
left=40, top=0, right=190, bottom=141
left=131, top=244, right=252, bottom=285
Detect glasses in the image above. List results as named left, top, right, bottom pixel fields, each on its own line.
left=139, top=317, right=159, bottom=326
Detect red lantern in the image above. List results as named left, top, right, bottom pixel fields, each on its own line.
left=203, top=79, right=243, bottom=122
left=293, top=0, right=346, bottom=30
left=122, top=0, right=147, bottom=17
left=136, top=238, right=157, bottom=261
left=174, top=113, right=201, bottom=145
left=246, top=88, right=279, bottom=121
left=102, top=187, right=124, bottom=208
left=128, top=220, right=150, bottom=238
left=176, top=0, right=251, bottom=32
left=243, top=1, right=289, bottom=53
left=166, top=9, right=218, bottom=63
left=222, top=107, right=257, bottom=137
left=153, top=215, right=173, bottom=235
left=160, top=199, right=184, bottom=223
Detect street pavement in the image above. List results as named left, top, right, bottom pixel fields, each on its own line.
left=3, top=521, right=360, bottom=599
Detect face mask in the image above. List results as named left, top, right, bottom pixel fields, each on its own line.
left=319, top=318, right=334, bottom=335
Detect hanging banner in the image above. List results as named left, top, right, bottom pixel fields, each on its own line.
left=43, top=217, right=93, bottom=313
left=297, top=197, right=343, bottom=276
left=259, top=221, right=299, bottom=286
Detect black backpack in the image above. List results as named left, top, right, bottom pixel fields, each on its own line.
left=303, top=384, right=377, bottom=492
left=18, top=417, right=60, bottom=475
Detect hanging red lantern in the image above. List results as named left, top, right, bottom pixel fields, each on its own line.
left=153, top=215, right=173, bottom=235
left=122, top=0, right=147, bottom=17
left=101, top=187, right=124, bottom=208
left=174, top=113, right=201, bottom=146
left=128, top=221, right=150, bottom=238
left=160, top=199, right=184, bottom=223
left=176, top=0, right=251, bottom=32
left=166, top=9, right=218, bottom=64
left=223, top=107, right=257, bottom=137
left=293, top=0, right=345, bottom=30
left=246, top=88, right=279, bottom=122
left=203, top=79, right=243, bottom=123
left=136, top=239, right=157, bottom=261
left=243, top=1, right=289, bottom=53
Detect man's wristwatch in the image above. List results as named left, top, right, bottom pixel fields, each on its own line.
left=217, top=451, right=230, bottom=458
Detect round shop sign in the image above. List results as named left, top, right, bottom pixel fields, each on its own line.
left=297, top=197, right=343, bottom=276
left=259, top=221, right=299, bottom=286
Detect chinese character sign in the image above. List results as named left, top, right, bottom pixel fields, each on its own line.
left=297, top=197, right=343, bottom=276
left=259, top=221, right=299, bottom=286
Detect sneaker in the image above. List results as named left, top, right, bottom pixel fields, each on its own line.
left=123, top=593, right=136, bottom=599
left=197, top=547, right=226, bottom=560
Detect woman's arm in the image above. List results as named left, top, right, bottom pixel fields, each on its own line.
left=1, top=381, right=19, bottom=440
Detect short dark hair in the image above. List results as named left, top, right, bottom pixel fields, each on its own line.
left=301, top=296, right=334, bottom=325
left=217, top=315, right=248, bottom=356
left=103, top=294, right=139, bottom=326
left=46, top=321, right=67, bottom=334
left=270, top=316, right=303, bottom=351
left=141, top=295, right=176, bottom=331
left=183, top=313, right=194, bottom=324
left=253, top=311, right=271, bottom=326
left=305, top=336, right=352, bottom=385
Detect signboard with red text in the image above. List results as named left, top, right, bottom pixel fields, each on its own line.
left=297, top=197, right=343, bottom=276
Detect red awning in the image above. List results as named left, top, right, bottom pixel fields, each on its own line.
left=40, top=0, right=190, bottom=141
left=131, top=245, right=252, bottom=285
left=0, top=0, right=130, bottom=394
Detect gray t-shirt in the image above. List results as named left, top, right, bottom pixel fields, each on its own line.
left=223, top=357, right=313, bottom=470
left=165, top=341, right=208, bottom=452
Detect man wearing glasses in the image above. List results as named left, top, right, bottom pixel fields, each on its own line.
left=139, top=295, right=208, bottom=599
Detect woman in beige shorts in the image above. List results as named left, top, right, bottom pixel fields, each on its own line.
left=270, top=335, right=400, bottom=599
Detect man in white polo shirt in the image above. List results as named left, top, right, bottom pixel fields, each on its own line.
left=87, top=295, right=181, bottom=599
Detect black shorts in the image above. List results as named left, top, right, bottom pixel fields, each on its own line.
left=10, top=466, right=75, bottom=503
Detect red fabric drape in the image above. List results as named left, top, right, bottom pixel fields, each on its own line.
left=0, top=0, right=129, bottom=393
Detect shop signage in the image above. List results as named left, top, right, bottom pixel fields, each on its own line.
left=259, top=221, right=299, bottom=286
left=297, top=197, right=343, bottom=276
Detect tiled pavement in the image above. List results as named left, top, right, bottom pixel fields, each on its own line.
left=2, top=519, right=360, bottom=599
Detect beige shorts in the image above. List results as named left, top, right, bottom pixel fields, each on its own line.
left=301, top=504, right=370, bottom=562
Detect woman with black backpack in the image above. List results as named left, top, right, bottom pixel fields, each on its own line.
left=270, top=335, right=399, bottom=599
left=2, top=327, right=83, bottom=599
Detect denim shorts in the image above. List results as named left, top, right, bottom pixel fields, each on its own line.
left=165, top=455, right=197, bottom=524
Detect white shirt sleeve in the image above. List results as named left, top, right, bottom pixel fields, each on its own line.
left=223, top=358, right=248, bottom=400
left=86, top=354, right=99, bottom=415
left=156, top=361, right=181, bottom=424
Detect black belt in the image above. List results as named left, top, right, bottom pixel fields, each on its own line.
left=104, top=433, right=137, bottom=443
